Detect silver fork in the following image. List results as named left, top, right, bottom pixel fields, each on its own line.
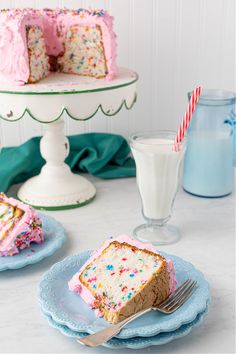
left=77, top=279, right=198, bottom=347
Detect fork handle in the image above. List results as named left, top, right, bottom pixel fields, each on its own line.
left=77, top=307, right=152, bottom=347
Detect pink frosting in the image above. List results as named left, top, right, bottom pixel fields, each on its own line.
left=0, top=194, right=43, bottom=256
left=0, top=8, right=118, bottom=85
left=68, top=235, right=177, bottom=315
left=0, top=9, right=44, bottom=85
left=41, top=9, right=64, bottom=56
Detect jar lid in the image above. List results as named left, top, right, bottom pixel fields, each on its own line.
left=188, top=89, right=236, bottom=106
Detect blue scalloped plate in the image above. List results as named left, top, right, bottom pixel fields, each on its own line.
left=0, top=213, right=66, bottom=271
left=38, top=250, right=210, bottom=339
left=41, top=303, right=209, bottom=349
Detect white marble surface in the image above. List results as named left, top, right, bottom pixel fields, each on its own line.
left=0, top=175, right=235, bottom=354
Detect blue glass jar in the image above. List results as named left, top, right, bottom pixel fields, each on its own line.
left=183, top=89, right=235, bottom=197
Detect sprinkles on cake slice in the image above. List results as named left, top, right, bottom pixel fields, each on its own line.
left=68, top=235, right=176, bottom=324
left=0, top=193, right=43, bottom=256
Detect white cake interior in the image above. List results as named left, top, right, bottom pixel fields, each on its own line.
left=58, top=24, right=108, bottom=78
left=27, top=25, right=50, bottom=83
left=80, top=242, right=163, bottom=311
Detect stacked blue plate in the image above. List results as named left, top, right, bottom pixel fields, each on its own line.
left=38, top=250, right=210, bottom=349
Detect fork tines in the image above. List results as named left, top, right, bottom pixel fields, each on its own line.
left=159, top=279, right=198, bottom=312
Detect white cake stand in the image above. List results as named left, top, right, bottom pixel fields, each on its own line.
left=0, top=68, right=138, bottom=210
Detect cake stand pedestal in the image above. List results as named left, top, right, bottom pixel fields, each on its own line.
left=0, top=68, right=138, bottom=210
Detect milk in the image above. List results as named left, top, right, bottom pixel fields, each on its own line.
left=131, top=138, right=185, bottom=221
left=183, top=132, right=234, bottom=196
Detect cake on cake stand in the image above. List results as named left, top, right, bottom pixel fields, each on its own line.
left=0, top=68, right=138, bottom=210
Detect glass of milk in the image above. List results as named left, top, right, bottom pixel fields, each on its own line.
left=130, top=131, right=186, bottom=245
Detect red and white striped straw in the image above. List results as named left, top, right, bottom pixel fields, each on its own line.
left=174, top=86, right=202, bottom=150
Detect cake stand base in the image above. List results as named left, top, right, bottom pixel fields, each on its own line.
left=17, top=119, right=96, bottom=210
left=17, top=164, right=96, bottom=210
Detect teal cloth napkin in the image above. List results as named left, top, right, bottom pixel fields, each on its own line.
left=0, top=133, right=136, bottom=193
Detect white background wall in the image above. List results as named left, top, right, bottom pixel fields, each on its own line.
left=0, top=0, right=235, bottom=146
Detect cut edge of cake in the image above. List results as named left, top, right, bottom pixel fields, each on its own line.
left=58, top=24, right=109, bottom=79
left=68, top=235, right=176, bottom=323
left=0, top=193, right=44, bottom=256
left=26, top=25, right=50, bottom=84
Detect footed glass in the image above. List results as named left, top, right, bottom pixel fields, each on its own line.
left=130, top=131, right=186, bottom=245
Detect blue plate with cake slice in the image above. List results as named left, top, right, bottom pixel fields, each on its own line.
left=38, top=236, right=210, bottom=341
left=0, top=212, right=66, bottom=271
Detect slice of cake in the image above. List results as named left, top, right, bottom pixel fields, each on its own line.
left=69, top=235, right=176, bottom=324
left=0, top=8, right=117, bottom=85
left=0, top=193, right=43, bottom=256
